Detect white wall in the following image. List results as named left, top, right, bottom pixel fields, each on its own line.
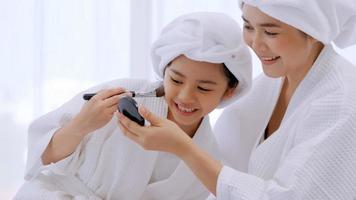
left=1, top=0, right=355, bottom=198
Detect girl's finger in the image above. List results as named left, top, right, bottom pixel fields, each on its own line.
left=108, top=104, right=118, bottom=114
left=104, top=92, right=131, bottom=107
left=104, top=95, right=120, bottom=107
left=97, top=87, right=126, bottom=100
left=138, top=106, right=161, bottom=125
left=117, top=112, right=144, bottom=136
left=118, top=119, right=142, bottom=144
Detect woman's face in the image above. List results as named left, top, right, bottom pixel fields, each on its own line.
left=163, top=55, right=234, bottom=134
left=242, top=4, right=320, bottom=79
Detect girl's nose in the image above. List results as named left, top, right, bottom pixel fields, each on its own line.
left=177, top=86, right=195, bottom=104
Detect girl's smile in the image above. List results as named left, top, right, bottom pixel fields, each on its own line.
left=163, top=55, right=234, bottom=136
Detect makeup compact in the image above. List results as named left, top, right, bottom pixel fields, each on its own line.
left=118, top=96, right=145, bottom=126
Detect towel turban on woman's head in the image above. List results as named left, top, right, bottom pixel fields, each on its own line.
left=242, top=0, right=356, bottom=49
left=151, top=12, right=252, bottom=107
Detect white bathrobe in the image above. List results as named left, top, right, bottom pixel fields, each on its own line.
left=15, top=79, right=220, bottom=200
left=209, top=45, right=356, bottom=199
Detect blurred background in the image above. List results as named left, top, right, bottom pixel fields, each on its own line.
left=1, top=0, right=355, bottom=199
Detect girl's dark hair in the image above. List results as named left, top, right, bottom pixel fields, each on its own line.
left=164, top=61, right=239, bottom=89
left=222, top=63, right=239, bottom=89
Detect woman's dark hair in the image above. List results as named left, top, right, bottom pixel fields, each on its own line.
left=240, top=1, right=244, bottom=9
left=222, top=63, right=239, bottom=89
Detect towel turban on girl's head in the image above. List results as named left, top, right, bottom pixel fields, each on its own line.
left=242, top=0, right=356, bottom=49
left=151, top=12, right=252, bottom=107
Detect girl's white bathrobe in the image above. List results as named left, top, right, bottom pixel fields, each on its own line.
left=209, top=45, right=356, bottom=199
left=15, top=79, right=220, bottom=200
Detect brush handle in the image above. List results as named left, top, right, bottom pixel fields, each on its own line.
left=83, top=92, right=134, bottom=101
left=83, top=93, right=96, bottom=100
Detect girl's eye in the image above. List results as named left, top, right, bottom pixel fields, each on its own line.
left=265, top=31, right=278, bottom=36
left=170, top=77, right=182, bottom=84
left=198, top=86, right=212, bottom=92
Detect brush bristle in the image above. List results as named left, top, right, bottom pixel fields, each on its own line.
left=155, top=86, right=165, bottom=97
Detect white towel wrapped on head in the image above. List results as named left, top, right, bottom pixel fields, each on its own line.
left=242, top=0, right=356, bottom=49
left=151, top=12, right=252, bottom=107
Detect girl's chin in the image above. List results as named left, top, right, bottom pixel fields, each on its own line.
left=171, top=111, right=201, bottom=127
left=168, top=103, right=202, bottom=127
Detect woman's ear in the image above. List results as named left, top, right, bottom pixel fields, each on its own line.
left=222, top=86, right=236, bottom=101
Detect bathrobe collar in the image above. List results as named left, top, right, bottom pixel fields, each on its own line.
left=253, top=45, right=335, bottom=149
left=250, top=45, right=337, bottom=178
left=109, top=96, right=218, bottom=199
left=142, top=116, right=217, bottom=199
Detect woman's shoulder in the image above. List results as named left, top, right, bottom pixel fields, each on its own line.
left=310, top=49, right=356, bottom=113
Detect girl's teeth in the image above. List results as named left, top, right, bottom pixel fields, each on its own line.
left=177, top=104, right=195, bottom=112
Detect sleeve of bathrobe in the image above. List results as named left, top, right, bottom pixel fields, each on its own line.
left=24, top=79, right=150, bottom=180
left=215, top=94, right=356, bottom=200
left=24, top=91, right=85, bottom=180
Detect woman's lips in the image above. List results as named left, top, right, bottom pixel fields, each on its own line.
left=260, top=56, right=280, bottom=65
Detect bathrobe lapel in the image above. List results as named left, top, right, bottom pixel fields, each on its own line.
left=251, top=76, right=283, bottom=150
left=141, top=117, right=219, bottom=200
left=107, top=140, right=159, bottom=200
left=247, top=76, right=287, bottom=179
left=106, top=97, right=170, bottom=199
left=249, top=47, right=336, bottom=179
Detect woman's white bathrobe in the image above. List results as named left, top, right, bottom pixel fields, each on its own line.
left=209, top=45, right=356, bottom=199
left=15, top=79, right=220, bottom=200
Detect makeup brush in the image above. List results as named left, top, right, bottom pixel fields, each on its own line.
left=83, top=85, right=165, bottom=101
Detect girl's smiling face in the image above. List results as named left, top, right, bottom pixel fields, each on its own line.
left=163, top=55, right=234, bottom=136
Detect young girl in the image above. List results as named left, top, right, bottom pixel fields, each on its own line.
left=118, top=0, right=356, bottom=199
left=15, top=12, right=252, bottom=199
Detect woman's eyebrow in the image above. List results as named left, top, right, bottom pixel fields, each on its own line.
left=242, top=16, right=281, bottom=28
left=242, top=16, right=249, bottom=23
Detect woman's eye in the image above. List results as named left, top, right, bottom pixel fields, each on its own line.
left=243, top=24, right=254, bottom=31
left=170, top=77, right=182, bottom=84
left=198, top=86, right=212, bottom=92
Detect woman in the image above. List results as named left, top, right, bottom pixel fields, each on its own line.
left=15, top=12, right=252, bottom=199
left=118, top=0, right=356, bottom=199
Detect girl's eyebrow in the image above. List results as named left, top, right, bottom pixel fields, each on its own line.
left=170, top=69, right=185, bottom=77
left=197, top=80, right=217, bottom=85
left=242, top=16, right=281, bottom=28
left=170, top=69, right=217, bottom=85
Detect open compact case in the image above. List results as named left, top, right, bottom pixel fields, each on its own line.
left=118, top=96, right=145, bottom=126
